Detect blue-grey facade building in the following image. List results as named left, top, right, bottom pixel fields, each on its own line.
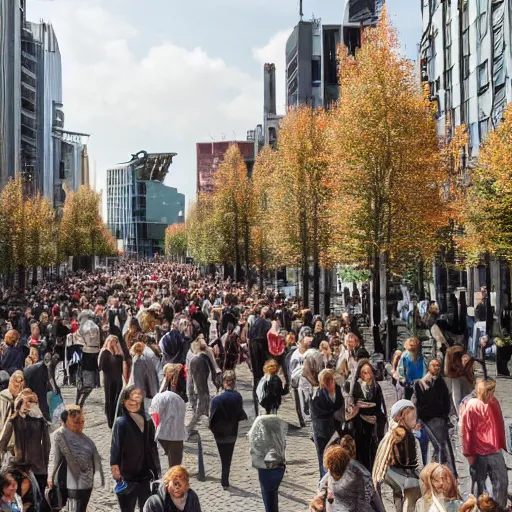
left=107, top=151, right=185, bottom=258
left=0, top=0, right=88, bottom=202
left=0, top=0, right=22, bottom=190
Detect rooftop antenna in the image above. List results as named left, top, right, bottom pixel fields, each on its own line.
left=299, top=0, right=303, bottom=20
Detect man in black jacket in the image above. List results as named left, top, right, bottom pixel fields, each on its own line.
left=248, top=307, right=271, bottom=415
left=414, top=358, right=455, bottom=473
left=110, top=386, right=161, bottom=512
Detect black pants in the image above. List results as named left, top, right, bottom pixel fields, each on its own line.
left=34, top=473, right=50, bottom=512
left=67, top=488, right=92, bottom=512
left=216, top=441, right=236, bottom=487
left=117, top=480, right=151, bottom=512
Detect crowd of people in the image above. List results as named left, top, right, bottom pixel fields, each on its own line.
left=0, top=259, right=507, bottom=512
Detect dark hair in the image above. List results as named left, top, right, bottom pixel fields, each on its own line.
left=0, top=472, right=15, bottom=495
left=121, top=385, right=142, bottom=404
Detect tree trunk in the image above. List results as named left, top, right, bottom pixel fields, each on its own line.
left=313, top=204, right=320, bottom=315
left=302, top=260, right=309, bottom=309
left=484, top=252, right=493, bottom=337
left=418, top=259, right=425, bottom=300
left=234, top=222, right=241, bottom=283
left=372, top=249, right=384, bottom=354
left=244, top=221, right=250, bottom=292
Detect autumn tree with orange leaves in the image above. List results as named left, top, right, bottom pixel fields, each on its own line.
left=460, top=104, right=512, bottom=265
left=211, top=144, right=254, bottom=282
left=330, top=9, right=450, bottom=334
left=251, top=146, right=279, bottom=292
left=271, top=106, right=333, bottom=312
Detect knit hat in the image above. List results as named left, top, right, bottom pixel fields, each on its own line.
left=390, top=399, right=415, bottom=420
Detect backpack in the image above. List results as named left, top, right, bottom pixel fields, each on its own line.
left=267, top=330, right=284, bottom=357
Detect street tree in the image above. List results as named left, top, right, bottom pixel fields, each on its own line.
left=211, top=144, right=254, bottom=282
left=186, top=194, right=219, bottom=264
left=460, top=103, right=512, bottom=266
left=271, top=106, right=333, bottom=312
left=165, top=223, right=187, bottom=262
left=251, top=146, right=278, bottom=291
left=330, top=8, right=449, bottom=331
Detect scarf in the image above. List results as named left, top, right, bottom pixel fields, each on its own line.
left=159, top=364, right=183, bottom=393
left=55, top=427, right=97, bottom=478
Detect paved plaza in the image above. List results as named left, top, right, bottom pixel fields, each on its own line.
left=59, top=364, right=512, bottom=512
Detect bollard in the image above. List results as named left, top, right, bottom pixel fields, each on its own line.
left=197, top=433, right=205, bottom=482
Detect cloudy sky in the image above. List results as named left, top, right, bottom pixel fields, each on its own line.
left=27, top=0, right=422, bottom=212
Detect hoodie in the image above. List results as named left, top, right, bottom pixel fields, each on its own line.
left=143, top=483, right=201, bottom=512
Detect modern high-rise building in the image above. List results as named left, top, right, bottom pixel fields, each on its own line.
left=0, top=0, right=87, bottom=203
left=420, top=0, right=512, bottom=160
left=107, top=151, right=184, bottom=258
left=285, top=1, right=383, bottom=110
left=0, top=0, right=22, bottom=190
left=196, top=141, right=255, bottom=196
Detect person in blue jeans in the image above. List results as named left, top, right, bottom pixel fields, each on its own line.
left=397, top=337, right=427, bottom=400
left=248, top=389, right=287, bottom=512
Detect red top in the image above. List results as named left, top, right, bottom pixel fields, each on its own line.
left=461, top=397, right=507, bottom=456
left=71, top=319, right=78, bottom=333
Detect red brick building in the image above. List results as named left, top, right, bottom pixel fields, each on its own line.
left=196, top=141, right=255, bottom=196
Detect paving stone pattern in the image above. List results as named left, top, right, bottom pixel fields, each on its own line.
left=58, top=364, right=512, bottom=512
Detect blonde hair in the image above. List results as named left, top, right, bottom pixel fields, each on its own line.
left=420, top=463, right=460, bottom=502
left=263, top=359, right=279, bottom=375
left=318, top=369, right=335, bottom=389
left=130, top=341, right=145, bottom=357
left=163, top=466, right=189, bottom=486
left=4, top=330, right=19, bottom=347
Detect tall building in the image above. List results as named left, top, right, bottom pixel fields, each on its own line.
left=285, top=1, right=383, bottom=110
left=249, top=63, right=284, bottom=157
left=196, top=141, right=254, bottom=196
left=0, top=0, right=87, bottom=202
left=286, top=19, right=341, bottom=109
left=420, top=0, right=512, bottom=159
left=107, top=151, right=184, bottom=258
left=0, top=0, right=22, bottom=190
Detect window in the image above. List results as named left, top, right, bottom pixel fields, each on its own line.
left=312, top=59, right=321, bottom=84
left=478, top=0, right=488, bottom=39
left=478, top=60, right=489, bottom=93
left=463, top=55, right=470, bottom=79
left=479, top=118, right=490, bottom=141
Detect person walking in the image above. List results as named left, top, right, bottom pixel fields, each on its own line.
left=310, top=369, right=344, bottom=478
left=98, top=334, right=124, bottom=428
left=1, top=331, right=24, bottom=376
left=0, top=390, right=50, bottom=512
left=248, top=404, right=287, bottom=512
left=346, top=359, right=387, bottom=473
left=149, top=365, right=187, bottom=470
left=209, top=370, right=247, bottom=489
left=110, top=386, right=161, bottom=512
left=460, top=378, right=508, bottom=509
left=48, top=406, right=104, bottom=512
left=414, top=358, right=454, bottom=472
left=397, top=338, right=427, bottom=400
left=373, top=400, right=422, bottom=512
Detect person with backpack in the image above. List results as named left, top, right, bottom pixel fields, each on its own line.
left=257, top=360, right=284, bottom=415
left=76, top=310, right=101, bottom=408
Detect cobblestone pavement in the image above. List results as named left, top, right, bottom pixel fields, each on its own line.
left=57, top=363, right=512, bottom=512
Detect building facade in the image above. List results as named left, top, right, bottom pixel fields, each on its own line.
left=0, top=0, right=22, bottom=190
left=420, top=0, right=512, bottom=159
left=107, top=151, right=184, bottom=258
left=0, top=0, right=86, bottom=202
left=196, top=141, right=254, bottom=195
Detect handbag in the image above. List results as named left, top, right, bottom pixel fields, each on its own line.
left=387, top=467, right=420, bottom=490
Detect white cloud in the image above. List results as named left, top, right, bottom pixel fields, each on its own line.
left=252, top=29, right=292, bottom=116
left=27, top=0, right=263, bottom=213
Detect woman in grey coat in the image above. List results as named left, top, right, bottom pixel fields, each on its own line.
left=129, top=342, right=159, bottom=410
